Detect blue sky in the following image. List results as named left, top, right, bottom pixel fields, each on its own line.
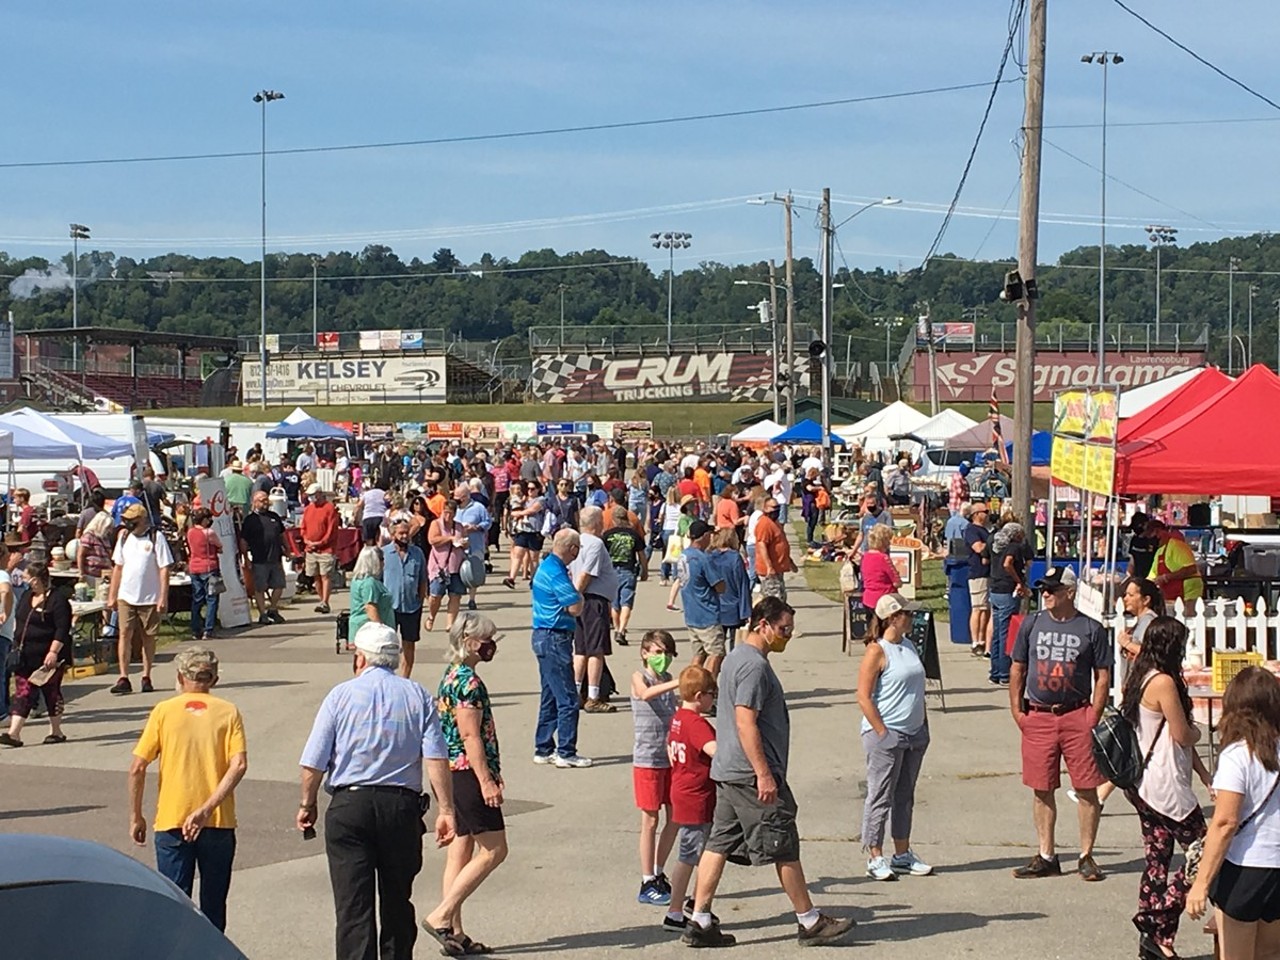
left=4, top=0, right=1279, bottom=277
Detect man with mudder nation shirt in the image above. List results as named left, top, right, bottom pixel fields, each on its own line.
left=1008, top=566, right=1113, bottom=882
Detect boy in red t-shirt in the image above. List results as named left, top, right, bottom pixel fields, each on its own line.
left=663, top=664, right=718, bottom=930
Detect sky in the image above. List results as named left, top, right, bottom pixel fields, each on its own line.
left=4, top=0, right=1280, bottom=282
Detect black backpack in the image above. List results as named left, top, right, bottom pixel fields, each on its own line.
left=1090, top=677, right=1164, bottom=790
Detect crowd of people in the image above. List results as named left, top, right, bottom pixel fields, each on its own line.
left=2, top=430, right=1278, bottom=960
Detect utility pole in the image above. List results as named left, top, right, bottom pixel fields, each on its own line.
left=820, top=187, right=834, bottom=461
left=920, top=301, right=940, bottom=415
left=769, top=259, right=781, bottom=424
left=1248, top=283, right=1257, bottom=368
left=311, top=255, right=320, bottom=347
left=1012, top=0, right=1046, bottom=524
left=1227, top=257, right=1239, bottom=373
left=780, top=192, right=796, bottom=426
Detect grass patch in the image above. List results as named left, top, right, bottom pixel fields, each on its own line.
left=793, top=520, right=950, bottom=621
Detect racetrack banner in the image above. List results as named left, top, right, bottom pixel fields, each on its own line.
left=240, top=356, right=446, bottom=404
left=529, top=351, right=773, bottom=403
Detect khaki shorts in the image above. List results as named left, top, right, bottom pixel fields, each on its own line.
left=968, top=577, right=990, bottom=609
left=305, top=551, right=337, bottom=577
left=689, top=624, right=726, bottom=658
left=118, top=600, right=161, bottom=651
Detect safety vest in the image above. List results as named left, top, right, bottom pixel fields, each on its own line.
left=1153, top=541, right=1204, bottom=604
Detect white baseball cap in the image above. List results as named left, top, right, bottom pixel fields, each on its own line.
left=874, top=593, right=922, bottom=620
left=353, top=622, right=400, bottom=657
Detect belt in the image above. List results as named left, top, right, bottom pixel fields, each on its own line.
left=1026, top=702, right=1089, bottom=716
left=332, top=784, right=421, bottom=798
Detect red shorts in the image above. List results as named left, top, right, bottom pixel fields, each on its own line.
left=634, top=766, right=672, bottom=811
left=1019, top=705, right=1105, bottom=792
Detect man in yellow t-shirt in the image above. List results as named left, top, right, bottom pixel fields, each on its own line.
left=1146, top=520, right=1205, bottom=606
left=128, top=647, right=248, bottom=932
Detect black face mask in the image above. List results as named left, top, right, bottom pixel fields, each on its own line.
left=766, top=509, right=780, bottom=520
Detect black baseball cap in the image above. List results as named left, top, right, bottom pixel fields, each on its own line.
left=1033, top=567, right=1078, bottom=592
left=687, top=520, right=713, bottom=540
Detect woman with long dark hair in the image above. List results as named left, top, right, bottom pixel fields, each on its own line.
left=1117, top=617, right=1212, bottom=960
left=1187, top=666, right=1280, bottom=959
left=0, top=563, right=71, bottom=747
left=1119, top=577, right=1167, bottom=661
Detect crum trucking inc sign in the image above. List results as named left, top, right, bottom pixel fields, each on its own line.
left=916, top=351, right=1207, bottom=403
left=529, top=352, right=774, bottom=403
left=239, top=356, right=446, bottom=405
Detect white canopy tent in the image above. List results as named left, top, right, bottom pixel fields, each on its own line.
left=912, top=409, right=978, bottom=442
left=834, top=401, right=930, bottom=452
left=946, top=415, right=1014, bottom=451
left=730, top=419, right=782, bottom=444
left=1117, top=365, right=1212, bottom=419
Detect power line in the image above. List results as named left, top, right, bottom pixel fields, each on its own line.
left=919, top=0, right=1026, bottom=269
left=1110, top=0, right=1280, bottom=112
left=0, top=79, right=1020, bottom=172
left=1040, top=138, right=1222, bottom=230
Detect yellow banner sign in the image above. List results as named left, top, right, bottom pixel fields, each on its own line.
left=1051, top=436, right=1115, bottom=497
left=1086, top=389, right=1119, bottom=443
left=1053, top=390, right=1090, bottom=437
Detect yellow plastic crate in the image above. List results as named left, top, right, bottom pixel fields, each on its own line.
left=1212, top=651, right=1264, bottom=693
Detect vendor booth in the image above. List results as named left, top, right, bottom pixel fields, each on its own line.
left=834, top=401, right=930, bottom=453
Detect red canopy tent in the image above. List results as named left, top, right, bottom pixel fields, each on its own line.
left=1115, top=364, right=1280, bottom=495
left=1118, top=366, right=1233, bottom=443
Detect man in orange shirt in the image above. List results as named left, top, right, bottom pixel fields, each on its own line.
left=754, top=496, right=796, bottom=603
left=128, top=647, right=247, bottom=932
left=300, top=483, right=339, bottom=614
left=693, top=462, right=713, bottom=507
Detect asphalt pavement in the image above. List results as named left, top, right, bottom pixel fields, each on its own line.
left=0, top=562, right=1216, bottom=959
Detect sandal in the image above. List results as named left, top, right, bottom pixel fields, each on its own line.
left=420, top=922, right=463, bottom=957
left=501, top=578, right=515, bottom=590
left=425, top=617, right=436, bottom=632
left=449, top=934, right=494, bottom=955
left=0, top=732, right=22, bottom=748
left=43, top=734, right=68, bottom=745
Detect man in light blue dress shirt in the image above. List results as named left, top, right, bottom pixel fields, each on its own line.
left=298, top=623, right=455, bottom=960
left=453, top=484, right=492, bottom=612
left=381, top=519, right=428, bottom=679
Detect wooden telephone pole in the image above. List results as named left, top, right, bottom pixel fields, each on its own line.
left=1012, top=0, right=1046, bottom=523
left=780, top=192, right=796, bottom=426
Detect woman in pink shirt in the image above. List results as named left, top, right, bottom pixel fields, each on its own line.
left=185, top=507, right=224, bottom=641
left=859, top=523, right=901, bottom=612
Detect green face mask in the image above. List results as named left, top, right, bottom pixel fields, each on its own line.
left=646, top=653, right=673, bottom=675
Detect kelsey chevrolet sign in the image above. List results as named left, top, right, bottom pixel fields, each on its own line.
left=240, top=356, right=446, bottom=405
left=916, top=351, right=1207, bottom=402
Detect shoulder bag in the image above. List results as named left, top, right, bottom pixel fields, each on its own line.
left=1186, top=771, right=1280, bottom=883
left=1089, top=674, right=1165, bottom=791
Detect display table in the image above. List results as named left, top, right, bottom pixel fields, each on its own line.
left=69, top=600, right=108, bottom=677
left=1186, top=684, right=1225, bottom=768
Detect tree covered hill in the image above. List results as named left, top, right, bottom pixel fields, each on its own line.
left=2, top=232, right=1274, bottom=365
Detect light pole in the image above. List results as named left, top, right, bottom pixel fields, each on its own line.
left=558, top=283, right=567, bottom=345
left=1248, top=283, right=1258, bottom=368
left=69, top=223, right=90, bottom=371
left=650, top=232, right=692, bottom=342
left=310, top=255, right=320, bottom=348
left=1082, top=51, right=1123, bottom=384
left=1228, top=256, right=1240, bottom=373
left=253, top=89, right=285, bottom=409
left=734, top=278, right=787, bottom=423
left=1146, top=224, right=1176, bottom=343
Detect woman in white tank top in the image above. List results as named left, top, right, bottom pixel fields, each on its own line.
left=1117, top=617, right=1212, bottom=960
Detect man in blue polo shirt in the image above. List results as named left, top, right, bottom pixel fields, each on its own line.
left=679, top=520, right=728, bottom=677
left=531, top=529, right=589, bottom=768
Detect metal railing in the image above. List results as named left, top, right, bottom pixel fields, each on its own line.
left=528, top=323, right=817, bottom=356
left=29, top=357, right=203, bottom=380
left=957, top=321, right=1210, bottom=354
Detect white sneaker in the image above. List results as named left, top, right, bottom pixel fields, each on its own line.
left=890, top=850, right=934, bottom=876
left=553, top=754, right=594, bottom=768
left=532, top=753, right=555, bottom=765
left=866, top=856, right=897, bottom=881
left=1066, top=788, right=1079, bottom=804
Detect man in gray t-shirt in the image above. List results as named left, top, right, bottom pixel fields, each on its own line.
left=683, top=597, right=855, bottom=949
left=570, top=507, right=619, bottom=713
left=711, top=644, right=789, bottom=783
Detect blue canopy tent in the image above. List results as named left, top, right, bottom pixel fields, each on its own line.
left=1002, top=430, right=1052, bottom=467
left=771, top=418, right=847, bottom=446
left=267, top=414, right=353, bottom=441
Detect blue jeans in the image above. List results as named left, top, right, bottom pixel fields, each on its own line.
left=532, top=628, right=579, bottom=759
left=0, top=636, right=9, bottom=718
left=989, top=592, right=1019, bottom=682
left=745, top=544, right=759, bottom=590
left=189, top=573, right=219, bottom=637
left=660, top=531, right=676, bottom=581
left=154, top=827, right=236, bottom=931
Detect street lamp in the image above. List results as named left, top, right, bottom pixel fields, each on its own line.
left=69, top=223, right=90, bottom=371
left=1228, top=256, right=1241, bottom=373
left=558, top=283, right=567, bottom=345
left=310, top=255, right=320, bottom=348
left=1146, top=224, right=1177, bottom=343
left=1248, top=283, right=1258, bottom=368
left=253, top=88, right=285, bottom=409
left=1082, top=51, right=1123, bottom=383
left=735, top=278, right=788, bottom=422
left=650, top=231, right=692, bottom=342
left=834, top=196, right=902, bottom=229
